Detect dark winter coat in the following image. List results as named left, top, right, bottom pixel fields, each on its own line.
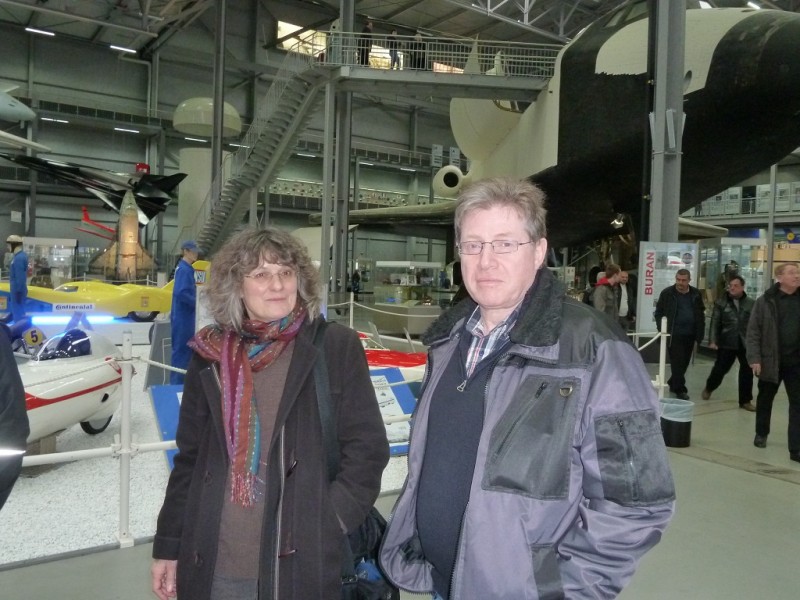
left=654, top=284, right=705, bottom=343
left=709, top=292, right=754, bottom=349
left=0, top=325, right=29, bottom=511
left=746, top=283, right=785, bottom=384
left=153, top=317, right=389, bottom=600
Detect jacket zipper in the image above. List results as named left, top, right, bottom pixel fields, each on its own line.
left=616, top=419, right=639, bottom=502
left=272, top=429, right=285, bottom=599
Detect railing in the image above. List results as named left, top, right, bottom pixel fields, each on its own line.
left=686, top=192, right=800, bottom=218
left=321, top=32, right=560, bottom=78
left=5, top=303, right=672, bottom=566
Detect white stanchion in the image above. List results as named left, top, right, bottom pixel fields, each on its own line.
left=117, top=331, right=134, bottom=548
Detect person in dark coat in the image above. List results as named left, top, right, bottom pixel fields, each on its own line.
left=0, top=324, right=29, bottom=511
left=746, top=263, right=800, bottom=459
left=358, top=20, right=373, bottom=66
left=151, top=227, right=389, bottom=600
left=701, top=275, right=755, bottom=410
left=388, top=29, right=400, bottom=69
left=654, top=268, right=706, bottom=400
left=169, top=240, right=199, bottom=385
left=407, top=33, right=427, bottom=70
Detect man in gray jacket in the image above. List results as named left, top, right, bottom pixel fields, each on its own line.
left=746, top=263, right=800, bottom=460
left=380, top=178, right=675, bottom=599
left=701, top=275, right=755, bottom=410
left=592, top=263, right=621, bottom=320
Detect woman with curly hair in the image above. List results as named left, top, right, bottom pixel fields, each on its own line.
left=151, top=227, right=388, bottom=600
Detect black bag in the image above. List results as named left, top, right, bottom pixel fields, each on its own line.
left=313, top=323, right=400, bottom=600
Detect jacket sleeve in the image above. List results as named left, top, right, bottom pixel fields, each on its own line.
left=152, top=353, right=210, bottom=559
left=326, top=326, right=390, bottom=533
left=558, top=339, right=676, bottom=598
left=746, top=298, right=765, bottom=366
left=653, top=289, right=665, bottom=331
left=709, top=301, right=722, bottom=346
left=592, top=286, right=607, bottom=313
left=0, top=327, right=30, bottom=511
left=694, top=292, right=706, bottom=343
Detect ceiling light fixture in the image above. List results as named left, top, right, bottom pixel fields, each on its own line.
left=296, top=152, right=316, bottom=158
left=41, top=117, right=69, bottom=124
left=25, top=27, right=54, bottom=37
left=114, top=127, right=140, bottom=134
left=400, top=167, right=416, bottom=172
left=110, top=45, right=137, bottom=54
left=746, top=1, right=761, bottom=8
left=359, top=162, right=374, bottom=166
left=184, top=137, right=207, bottom=142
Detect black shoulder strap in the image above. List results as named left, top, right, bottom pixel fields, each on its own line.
left=312, top=319, right=339, bottom=482
left=312, top=320, right=359, bottom=582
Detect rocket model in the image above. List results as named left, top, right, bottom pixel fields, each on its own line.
left=87, top=191, right=156, bottom=281
left=117, top=191, right=141, bottom=281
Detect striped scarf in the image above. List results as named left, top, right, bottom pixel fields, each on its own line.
left=189, top=305, right=307, bottom=506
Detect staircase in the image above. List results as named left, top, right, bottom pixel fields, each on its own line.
left=184, top=52, right=326, bottom=256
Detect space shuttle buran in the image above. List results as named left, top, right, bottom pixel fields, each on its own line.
left=334, top=5, right=800, bottom=248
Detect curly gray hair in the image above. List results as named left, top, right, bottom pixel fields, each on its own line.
left=205, top=227, right=322, bottom=333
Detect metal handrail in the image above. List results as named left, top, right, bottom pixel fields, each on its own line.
left=321, top=32, right=559, bottom=77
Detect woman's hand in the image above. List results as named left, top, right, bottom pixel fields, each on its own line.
left=151, top=559, right=178, bottom=599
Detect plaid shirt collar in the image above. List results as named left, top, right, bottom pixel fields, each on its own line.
left=463, top=304, right=521, bottom=377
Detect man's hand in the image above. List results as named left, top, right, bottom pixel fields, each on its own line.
left=709, top=342, right=718, bottom=350
left=151, top=559, right=178, bottom=600
left=751, top=363, right=761, bottom=377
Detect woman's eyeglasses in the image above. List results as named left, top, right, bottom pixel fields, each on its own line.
left=244, top=268, right=296, bottom=284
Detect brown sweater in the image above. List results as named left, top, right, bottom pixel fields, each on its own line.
left=214, top=342, right=295, bottom=578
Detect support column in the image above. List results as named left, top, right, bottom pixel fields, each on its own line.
left=333, top=91, right=352, bottom=293
left=211, top=0, right=226, bottom=202
left=647, top=0, right=685, bottom=243
left=320, top=83, right=336, bottom=307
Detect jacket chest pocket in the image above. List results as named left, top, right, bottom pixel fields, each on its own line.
left=482, top=375, right=580, bottom=500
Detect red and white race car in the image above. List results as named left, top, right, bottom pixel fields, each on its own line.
left=13, top=327, right=124, bottom=442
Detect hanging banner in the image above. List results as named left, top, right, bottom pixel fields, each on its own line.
left=636, top=241, right=699, bottom=336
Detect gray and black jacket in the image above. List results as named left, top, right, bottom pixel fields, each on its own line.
left=709, top=292, right=754, bottom=349
left=380, top=268, right=675, bottom=599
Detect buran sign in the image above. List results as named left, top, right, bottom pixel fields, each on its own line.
left=636, top=242, right=699, bottom=336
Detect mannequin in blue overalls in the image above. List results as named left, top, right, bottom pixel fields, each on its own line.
left=6, top=235, right=28, bottom=323
left=170, top=240, right=199, bottom=385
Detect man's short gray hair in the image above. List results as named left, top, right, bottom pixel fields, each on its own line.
left=454, top=178, right=547, bottom=244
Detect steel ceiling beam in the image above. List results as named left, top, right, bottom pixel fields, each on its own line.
left=440, top=0, right=570, bottom=43
left=0, top=0, right=159, bottom=38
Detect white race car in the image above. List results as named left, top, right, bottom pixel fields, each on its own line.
left=14, top=327, right=124, bottom=442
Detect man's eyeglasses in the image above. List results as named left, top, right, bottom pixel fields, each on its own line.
left=457, top=240, right=534, bottom=255
left=244, top=268, right=296, bottom=284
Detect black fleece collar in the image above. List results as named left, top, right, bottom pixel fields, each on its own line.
left=422, top=268, right=565, bottom=349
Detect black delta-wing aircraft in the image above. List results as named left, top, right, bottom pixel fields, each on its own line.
left=317, top=3, right=800, bottom=247
left=0, top=153, right=186, bottom=225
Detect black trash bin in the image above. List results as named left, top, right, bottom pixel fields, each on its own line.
left=660, top=398, right=694, bottom=448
